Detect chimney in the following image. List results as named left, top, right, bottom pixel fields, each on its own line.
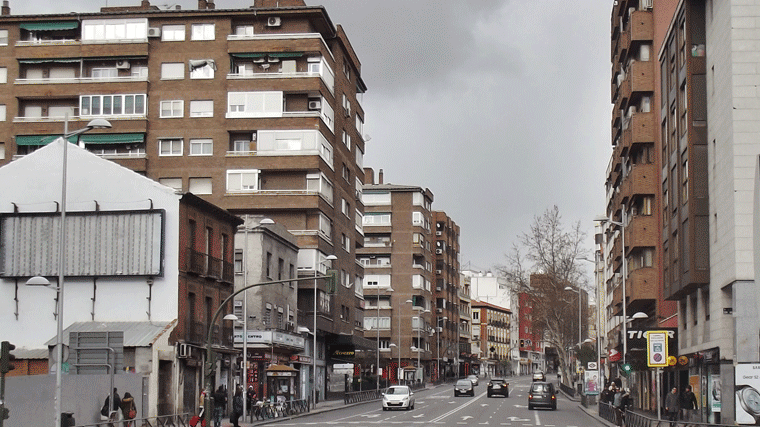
left=363, top=168, right=374, bottom=185
left=1, top=1, right=9, bottom=16
left=140, top=0, right=151, bottom=8
left=207, top=0, right=215, bottom=9
left=198, top=0, right=207, bottom=8
left=378, top=169, right=384, bottom=185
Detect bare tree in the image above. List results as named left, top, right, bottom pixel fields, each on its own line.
left=497, top=206, right=589, bottom=386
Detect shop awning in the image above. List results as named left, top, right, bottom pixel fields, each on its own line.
left=265, top=364, right=298, bottom=372
left=230, top=52, right=303, bottom=59
left=19, top=21, right=79, bottom=31
left=230, top=52, right=267, bottom=58
left=18, top=58, right=80, bottom=64
left=16, top=133, right=145, bottom=146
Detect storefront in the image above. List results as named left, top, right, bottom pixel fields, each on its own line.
left=265, top=364, right=299, bottom=402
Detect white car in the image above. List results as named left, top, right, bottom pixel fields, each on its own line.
left=382, top=385, right=415, bottom=411
left=467, top=374, right=479, bottom=386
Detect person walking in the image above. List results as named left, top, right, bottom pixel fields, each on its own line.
left=212, top=386, right=227, bottom=427
left=120, top=392, right=136, bottom=427
left=665, top=387, right=680, bottom=427
left=231, top=387, right=244, bottom=427
left=100, top=388, right=122, bottom=427
left=680, top=385, right=698, bottom=422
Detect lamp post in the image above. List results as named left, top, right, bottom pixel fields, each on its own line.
left=595, top=214, right=626, bottom=365
left=411, top=307, right=429, bottom=382
left=30, top=115, right=112, bottom=427
left=397, top=299, right=412, bottom=385
left=437, top=316, right=446, bottom=382
left=564, top=285, right=582, bottom=384
left=579, top=251, right=604, bottom=393
left=313, top=254, right=336, bottom=408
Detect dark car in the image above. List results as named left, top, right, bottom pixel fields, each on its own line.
left=455, top=379, right=475, bottom=396
left=528, top=381, right=556, bottom=410
left=487, top=378, right=509, bottom=397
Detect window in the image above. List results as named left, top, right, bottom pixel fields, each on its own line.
left=342, top=163, right=350, bottom=182
left=80, top=94, right=146, bottom=116
left=92, top=68, right=118, bottom=79
left=189, top=138, right=213, bottom=156
left=0, top=105, right=5, bottom=122
left=82, top=18, right=147, bottom=41
left=227, top=91, right=283, bottom=118
left=0, top=142, right=5, bottom=160
left=364, top=213, right=391, bottom=226
left=159, top=138, right=183, bottom=156
left=342, top=233, right=350, bottom=252
left=227, top=169, right=260, bottom=192
left=162, top=24, right=185, bottom=41
left=266, top=252, right=272, bottom=278
left=342, top=130, right=351, bottom=149
left=0, top=30, right=7, bottom=46
left=190, top=62, right=215, bottom=79
left=235, top=25, right=254, bottom=37
left=234, top=250, right=243, bottom=273
left=131, top=66, right=148, bottom=78
left=161, top=63, right=184, bottom=80
left=341, top=199, right=350, bottom=217
left=277, top=258, right=284, bottom=280
left=191, top=23, right=215, bottom=40
left=188, top=177, right=212, bottom=194
left=160, top=100, right=184, bottom=118
left=159, top=177, right=182, bottom=191
left=0, top=67, right=7, bottom=84
left=364, top=317, right=391, bottom=330
left=190, top=100, right=214, bottom=117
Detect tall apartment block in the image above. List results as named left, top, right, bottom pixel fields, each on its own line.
left=432, top=211, right=461, bottom=381
left=0, top=0, right=370, bottom=402
left=359, top=169, right=436, bottom=384
left=605, top=0, right=675, bottom=403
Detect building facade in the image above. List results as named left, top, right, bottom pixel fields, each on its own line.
left=470, top=301, right=511, bottom=377
left=432, top=211, right=461, bottom=381
left=0, top=0, right=372, bottom=402
left=359, top=169, right=435, bottom=384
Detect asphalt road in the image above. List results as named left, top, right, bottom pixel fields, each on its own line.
left=265, top=376, right=608, bottom=427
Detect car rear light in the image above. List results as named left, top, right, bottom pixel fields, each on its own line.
left=551, top=395, right=556, bottom=400
left=529, top=394, right=533, bottom=399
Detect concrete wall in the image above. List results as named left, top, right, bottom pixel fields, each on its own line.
left=4, top=373, right=144, bottom=427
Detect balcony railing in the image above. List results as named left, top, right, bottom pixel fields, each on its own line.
left=186, top=248, right=234, bottom=283
left=188, top=321, right=233, bottom=347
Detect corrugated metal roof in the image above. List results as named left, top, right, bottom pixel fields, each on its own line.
left=45, top=321, right=175, bottom=347
left=13, top=348, right=49, bottom=359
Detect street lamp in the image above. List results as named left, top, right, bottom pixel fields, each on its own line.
left=563, top=286, right=583, bottom=348
left=437, top=316, right=447, bottom=382
left=27, top=115, right=112, bottom=427
left=578, top=252, right=604, bottom=394
left=595, top=214, right=626, bottom=365
left=313, top=254, right=336, bottom=408
left=411, top=306, right=429, bottom=381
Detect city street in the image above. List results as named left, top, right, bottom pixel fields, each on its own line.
left=261, top=376, right=607, bottom=427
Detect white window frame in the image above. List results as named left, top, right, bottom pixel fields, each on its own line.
left=159, top=178, right=182, bottom=191
left=82, top=18, right=148, bottom=42
left=0, top=67, right=7, bottom=84
left=161, top=63, right=184, bottom=80
left=190, top=63, right=215, bottom=79
left=0, top=29, right=8, bottom=46
left=92, top=68, right=118, bottom=79
left=79, top=94, right=146, bottom=117
left=162, top=24, right=185, bottom=41
left=160, top=100, right=184, bottom=118
left=158, top=138, right=183, bottom=156
left=189, top=100, right=214, bottom=117
left=191, top=23, right=215, bottom=40
left=0, top=105, right=6, bottom=122
left=189, top=138, right=213, bottom=156
left=226, top=91, right=283, bottom=118
left=227, top=169, right=260, bottom=193
left=234, top=25, right=254, bottom=37
left=188, top=177, right=212, bottom=194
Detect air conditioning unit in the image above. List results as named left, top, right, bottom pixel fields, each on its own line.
left=435, top=269, right=442, bottom=274
left=436, top=308, right=442, bottom=313
left=435, top=249, right=443, bottom=254
left=177, top=343, right=191, bottom=358
left=253, top=57, right=266, bottom=63
left=115, top=60, right=131, bottom=69
left=267, top=17, right=282, bottom=27
left=308, top=100, right=322, bottom=110
left=147, top=27, right=161, bottom=37
left=436, top=231, right=442, bottom=236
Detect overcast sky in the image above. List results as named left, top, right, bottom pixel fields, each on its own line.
left=13, top=0, right=613, bottom=272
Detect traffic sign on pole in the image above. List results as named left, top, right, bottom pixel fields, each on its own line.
left=646, top=331, right=668, bottom=368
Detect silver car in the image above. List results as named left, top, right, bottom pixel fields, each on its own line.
left=467, top=374, right=479, bottom=386
left=382, top=385, right=415, bottom=410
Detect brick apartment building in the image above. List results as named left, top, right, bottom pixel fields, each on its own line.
left=432, top=211, right=460, bottom=381
left=359, top=169, right=436, bottom=383
left=0, top=0, right=371, bottom=402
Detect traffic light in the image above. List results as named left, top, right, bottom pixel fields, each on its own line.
left=519, top=339, right=525, bottom=348
left=0, top=406, right=8, bottom=421
left=620, top=363, right=632, bottom=376
left=0, top=341, right=15, bottom=374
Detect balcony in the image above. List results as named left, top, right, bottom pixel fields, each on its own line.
left=620, top=163, right=656, bottom=198
left=186, top=248, right=234, bottom=284
left=628, top=10, right=654, bottom=44
left=611, top=267, right=657, bottom=316
left=187, top=321, right=234, bottom=347
left=625, top=214, right=657, bottom=250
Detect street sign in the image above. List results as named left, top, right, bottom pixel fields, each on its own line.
left=646, top=331, right=668, bottom=368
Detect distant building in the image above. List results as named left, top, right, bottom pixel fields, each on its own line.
left=470, top=301, right=511, bottom=377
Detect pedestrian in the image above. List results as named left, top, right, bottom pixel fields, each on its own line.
left=231, top=387, right=244, bottom=427
left=213, top=386, right=227, bottom=427
left=680, top=385, right=698, bottom=421
left=100, top=388, right=122, bottom=427
left=246, top=386, right=256, bottom=421
left=618, top=388, right=631, bottom=427
left=613, top=387, right=624, bottom=426
left=665, top=387, right=680, bottom=427
left=120, top=392, right=136, bottom=427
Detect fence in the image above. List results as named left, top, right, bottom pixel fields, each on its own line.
left=74, top=413, right=191, bottom=427
left=344, top=389, right=381, bottom=404
left=559, top=381, right=576, bottom=397
left=599, top=402, right=736, bottom=427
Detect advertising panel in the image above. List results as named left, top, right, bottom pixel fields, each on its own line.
left=584, top=370, right=600, bottom=395
left=735, top=363, right=760, bottom=425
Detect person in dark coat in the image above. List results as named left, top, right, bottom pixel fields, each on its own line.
left=231, top=387, right=244, bottom=427
left=212, top=386, right=227, bottom=427
left=121, top=392, right=136, bottom=427
left=680, top=385, right=698, bottom=421
left=665, top=387, right=680, bottom=426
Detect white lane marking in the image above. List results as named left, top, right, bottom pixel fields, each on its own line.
left=429, top=391, right=487, bottom=423
left=534, top=410, right=541, bottom=425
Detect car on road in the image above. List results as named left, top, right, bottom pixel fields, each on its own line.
left=532, top=371, right=546, bottom=382
left=528, top=381, right=556, bottom=410
left=487, top=378, right=509, bottom=397
left=382, top=385, right=415, bottom=410
left=466, top=374, right=479, bottom=386
left=455, top=379, right=475, bottom=396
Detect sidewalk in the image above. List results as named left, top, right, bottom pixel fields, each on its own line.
left=559, top=386, right=616, bottom=427
left=217, top=396, right=379, bottom=426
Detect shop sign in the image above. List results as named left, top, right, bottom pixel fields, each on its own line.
left=290, top=354, right=312, bottom=364
left=646, top=331, right=668, bottom=368
left=735, top=364, right=760, bottom=425
left=267, top=371, right=296, bottom=377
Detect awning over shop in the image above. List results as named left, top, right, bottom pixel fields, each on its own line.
left=16, top=133, right=145, bottom=146
left=230, top=52, right=303, bottom=59
left=18, top=58, right=80, bottom=64
left=19, top=21, right=79, bottom=31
